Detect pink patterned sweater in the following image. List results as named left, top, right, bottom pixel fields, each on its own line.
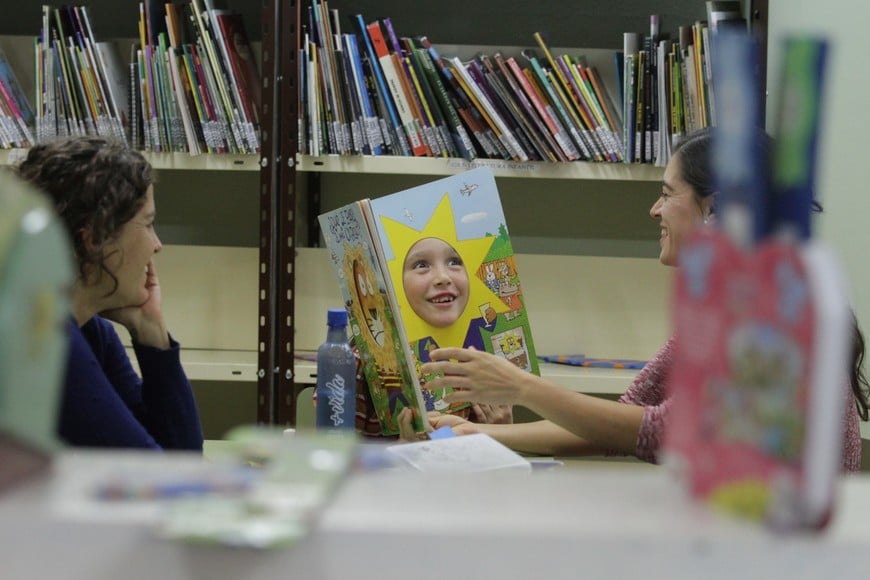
left=617, top=338, right=863, bottom=472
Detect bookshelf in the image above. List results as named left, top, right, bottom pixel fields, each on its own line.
left=287, top=0, right=768, bottom=427
left=0, top=4, right=273, bottom=438
left=0, top=1, right=769, bottom=434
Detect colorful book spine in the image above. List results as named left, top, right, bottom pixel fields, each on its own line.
left=344, top=33, right=384, bottom=155
left=366, top=20, right=426, bottom=156
left=353, top=13, right=410, bottom=156
left=412, top=45, right=475, bottom=160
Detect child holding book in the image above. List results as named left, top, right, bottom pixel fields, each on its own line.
left=16, top=137, right=203, bottom=451
left=353, top=235, right=512, bottom=435
left=401, top=128, right=868, bottom=470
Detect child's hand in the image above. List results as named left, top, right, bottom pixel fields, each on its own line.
left=430, top=412, right=480, bottom=436
left=473, top=403, right=513, bottom=424
left=397, top=408, right=429, bottom=441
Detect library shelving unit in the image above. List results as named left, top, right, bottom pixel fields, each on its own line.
left=0, top=1, right=769, bottom=433
left=0, top=1, right=279, bottom=437
left=284, top=0, right=770, bottom=428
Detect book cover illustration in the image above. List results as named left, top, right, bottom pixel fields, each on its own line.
left=668, top=231, right=816, bottom=522
left=320, top=167, right=538, bottom=434
left=665, top=33, right=845, bottom=530
left=369, top=166, right=539, bottom=384
left=319, top=203, right=428, bottom=435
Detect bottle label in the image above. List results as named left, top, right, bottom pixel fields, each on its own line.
left=324, top=374, right=348, bottom=426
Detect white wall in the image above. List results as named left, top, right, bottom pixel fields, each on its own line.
left=767, top=1, right=870, bottom=332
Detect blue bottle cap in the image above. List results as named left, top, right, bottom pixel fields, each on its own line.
left=327, top=308, right=348, bottom=327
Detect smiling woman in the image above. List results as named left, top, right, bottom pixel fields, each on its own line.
left=405, top=128, right=867, bottom=473
left=15, top=137, right=203, bottom=452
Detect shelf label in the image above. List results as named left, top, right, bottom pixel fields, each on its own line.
left=446, top=158, right=539, bottom=173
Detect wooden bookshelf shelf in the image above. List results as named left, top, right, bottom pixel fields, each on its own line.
left=125, top=347, right=257, bottom=382
left=144, top=153, right=261, bottom=172
left=297, top=153, right=665, bottom=181
left=0, top=149, right=261, bottom=172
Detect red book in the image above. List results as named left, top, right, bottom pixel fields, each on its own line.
left=366, top=21, right=426, bottom=156
left=215, top=12, right=261, bottom=124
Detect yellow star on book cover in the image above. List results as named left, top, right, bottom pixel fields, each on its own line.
left=381, top=194, right=510, bottom=347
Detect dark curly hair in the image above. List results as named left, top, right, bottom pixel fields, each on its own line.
left=15, top=137, right=154, bottom=295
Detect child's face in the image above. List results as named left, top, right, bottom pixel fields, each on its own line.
left=402, top=237, right=469, bottom=328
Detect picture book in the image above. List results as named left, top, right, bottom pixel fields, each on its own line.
left=319, top=167, right=538, bottom=435
left=664, top=33, right=846, bottom=531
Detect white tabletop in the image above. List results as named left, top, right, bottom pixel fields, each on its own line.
left=1, top=450, right=869, bottom=580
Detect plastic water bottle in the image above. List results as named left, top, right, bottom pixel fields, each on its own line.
left=315, top=308, right=356, bottom=430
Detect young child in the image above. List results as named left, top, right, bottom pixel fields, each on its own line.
left=402, top=237, right=469, bottom=329
left=352, top=236, right=511, bottom=437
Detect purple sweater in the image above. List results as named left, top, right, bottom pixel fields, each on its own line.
left=618, top=338, right=862, bottom=472
left=58, top=317, right=203, bottom=451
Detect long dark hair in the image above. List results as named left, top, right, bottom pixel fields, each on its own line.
left=850, top=314, right=870, bottom=420
left=673, top=128, right=870, bottom=420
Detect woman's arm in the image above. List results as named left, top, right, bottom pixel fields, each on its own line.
left=401, top=410, right=600, bottom=456
left=73, top=318, right=203, bottom=451
left=422, top=348, right=644, bottom=455
left=473, top=420, right=606, bottom=456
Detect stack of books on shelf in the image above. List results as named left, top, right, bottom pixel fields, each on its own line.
left=35, top=5, right=127, bottom=145
left=621, top=2, right=746, bottom=166
left=299, top=1, right=625, bottom=164
left=298, top=1, right=748, bottom=166
left=18, top=2, right=260, bottom=155
left=133, top=0, right=260, bottom=154
left=0, top=46, right=34, bottom=149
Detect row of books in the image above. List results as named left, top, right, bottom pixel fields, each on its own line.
left=301, top=3, right=751, bottom=165
left=2, top=2, right=260, bottom=154
left=299, top=1, right=625, bottom=163
left=35, top=5, right=127, bottom=145
left=3, top=2, right=745, bottom=161
left=132, top=0, right=261, bottom=154
left=622, top=2, right=747, bottom=166
left=0, top=46, right=35, bottom=148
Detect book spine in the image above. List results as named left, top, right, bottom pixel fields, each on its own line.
left=480, top=53, right=551, bottom=161
left=404, top=42, right=453, bottom=157
left=525, top=54, right=593, bottom=160
left=532, top=33, right=607, bottom=160
left=190, top=0, right=242, bottom=152
left=344, top=33, right=384, bottom=154
left=448, top=56, right=525, bottom=161
left=493, top=52, right=563, bottom=162
left=413, top=46, right=474, bottom=160
left=506, top=56, right=577, bottom=161
left=353, top=14, right=410, bottom=156
left=381, top=18, right=440, bottom=156
left=475, top=56, right=541, bottom=160
left=333, top=38, right=364, bottom=154
left=418, top=37, right=501, bottom=158
left=558, top=56, right=614, bottom=161
left=574, top=63, right=622, bottom=162
left=623, top=32, right=640, bottom=163
left=367, top=21, right=425, bottom=156
left=465, top=58, right=531, bottom=160
left=634, top=50, right=645, bottom=163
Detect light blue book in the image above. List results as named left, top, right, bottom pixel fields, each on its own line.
left=319, top=167, right=538, bottom=434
